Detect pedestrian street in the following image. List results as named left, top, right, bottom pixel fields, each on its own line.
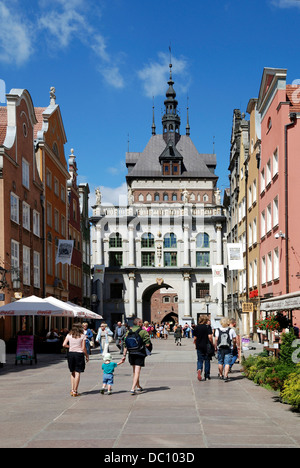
left=0, top=337, right=299, bottom=449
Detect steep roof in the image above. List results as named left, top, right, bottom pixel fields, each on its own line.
left=126, top=134, right=217, bottom=179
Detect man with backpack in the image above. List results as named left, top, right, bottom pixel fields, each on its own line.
left=123, top=317, right=152, bottom=395
left=214, top=317, right=237, bottom=382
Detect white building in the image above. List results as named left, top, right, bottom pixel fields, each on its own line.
left=91, top=64, right=227, bottom=327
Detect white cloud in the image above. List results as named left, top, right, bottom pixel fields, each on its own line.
left=138, top=52, right=190, bottom=98
left=38, top=0, right=124, bottom=89
left=0, top=1, right=34, bottom=66
left=271, top=0, right=300, bottom=7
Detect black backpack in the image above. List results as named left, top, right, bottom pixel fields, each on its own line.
left=125, top=328, right=145, bottom=355
left=217, top=329, right=232, bottom=349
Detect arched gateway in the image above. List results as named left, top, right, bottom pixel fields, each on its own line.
left=142, top=283, right=179, bottom=324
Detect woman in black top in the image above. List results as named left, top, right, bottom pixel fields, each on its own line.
left=193, top=315, right=213, bottom=381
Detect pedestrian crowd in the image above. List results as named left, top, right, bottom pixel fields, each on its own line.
left=61, top=315, right=240, bottom=398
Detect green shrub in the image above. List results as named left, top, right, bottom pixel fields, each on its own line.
left=280, top=366, right=300, bottom=411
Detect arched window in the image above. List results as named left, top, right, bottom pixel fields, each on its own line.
left=109, top=232, right=122, bottom=248
left=196, top=233, right=210, bottom=249
left=164, top=233, right=177, bottom=248
left=154, top=193, right=160, bottom=202
left=172, top=193, right=177, bottom=201
left=163, top=193, right=169, bottom=201
left=141, top=233, right=154, bottom=248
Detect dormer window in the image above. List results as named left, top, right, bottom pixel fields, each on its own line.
left=163, top=163, right=170, bottom=175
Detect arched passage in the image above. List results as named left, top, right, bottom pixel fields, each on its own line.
left=142, top=283, right=178, bottom=324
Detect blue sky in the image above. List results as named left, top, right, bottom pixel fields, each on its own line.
left=1, top=0, right=300, bottom=206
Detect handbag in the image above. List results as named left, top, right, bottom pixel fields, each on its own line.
left=207, top=341, right=215, bottom=357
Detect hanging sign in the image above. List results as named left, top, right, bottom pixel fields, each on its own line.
left=227, top=243, right=244, bottom=271
left=56, top=240, right=74, bottom=265
left=212, top=265, right=225, bottom=286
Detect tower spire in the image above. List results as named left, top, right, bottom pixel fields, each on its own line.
left=152, top=97, right=156, bottom=135
left=162, top=55, right=181, bottom=145
left=186, top=96, right=190, bottom=136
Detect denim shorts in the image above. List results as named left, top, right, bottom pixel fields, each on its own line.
left=218, top=349, right=233, bottom=366
left=103, top=373, right=114, bottom=385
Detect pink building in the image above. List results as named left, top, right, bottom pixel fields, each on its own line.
left=257, top=68, right=300, bottom=331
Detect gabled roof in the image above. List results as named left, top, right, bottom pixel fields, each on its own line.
left=126, top=134, right=217, bottom=179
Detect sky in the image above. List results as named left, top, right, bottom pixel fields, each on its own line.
left=1, top=0, right=300, bottom=207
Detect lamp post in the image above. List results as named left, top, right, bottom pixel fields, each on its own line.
left=205, top=294, right=211, bottom=316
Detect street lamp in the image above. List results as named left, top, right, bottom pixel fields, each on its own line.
left=0, top=267, right=8, bottom=290
left=205, top=294, right=211, bottom=316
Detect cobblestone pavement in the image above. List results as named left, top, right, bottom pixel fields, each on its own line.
left=0, top=337, right=299, bottom=448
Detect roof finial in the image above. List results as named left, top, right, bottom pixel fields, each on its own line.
left=169, top=44, right=173, bottom=80
left=152, top=96, right=156, bottom=135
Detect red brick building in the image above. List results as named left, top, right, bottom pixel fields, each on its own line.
left=0, top=89, right=44, bottom=340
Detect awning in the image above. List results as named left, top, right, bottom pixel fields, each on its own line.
left=260, top=291, right=300, bottom=312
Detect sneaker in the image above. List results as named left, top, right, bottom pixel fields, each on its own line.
left=130, top=390, right=136, bottom=396
left=107, top=391, right=112, bottom=395
left=136, top=387, right=144, bottom=393
left=100, top=389, right=105, bottom=395
left=224, top=376, right=230, bottom=382
left=197, top=370, right=202, bottom=381
left=218, top=374, right=224, bottom=380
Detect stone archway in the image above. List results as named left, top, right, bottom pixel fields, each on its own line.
left=142, top=282, right=178, bottom=323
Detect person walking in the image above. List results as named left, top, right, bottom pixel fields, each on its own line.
left=193, top=315, right=214, bottom=381
left=100, top=353, right=125, bottom=395
left=82, top=322, right=94, bottom=356
left=114, top=322, right=126, bottom=354
left=63, top=323, right=89, bottom=397
left=215, top=317, right=237, bottom=382
left=123, top=317, right=152, bottom=395
left=174, top=324, right=182, bottom=346
left=229, top=318, right=239, bottom=372
left=96, top=323, right=113, bottom=356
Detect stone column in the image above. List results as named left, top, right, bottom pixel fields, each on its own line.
left=128, top=225, right=135, bottom=267
left=96, top=226, right=103, bottom=265
left=183, top=225, right=190, bottom=267
left=183, top=272, right=191, bottom=317
left=128, top=272, right=136, bottom=318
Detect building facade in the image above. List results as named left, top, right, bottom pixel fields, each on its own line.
left=79, top=182, right=91, bottom=309
left=0, top=89, right=44, bottom=340
left=35, top=88, right=70, bottom=303
left=91, top=64, right=227, bottom=327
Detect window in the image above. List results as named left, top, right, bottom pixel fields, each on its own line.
left=22, top=202, right=30, bottom=231
left=261, top=256, right=266, bottom=284
left=196, top=283, right=210, bottom=299
left=196, top=252, right=210, bottom=267
left=163, top=163, right=170, bottom=175
left=163, top=296, right=170, bottom=303
left=61, top=184, right=66, bottom=203
left=109, top=252, right=123, bottom=267
left=33, top=210, right=40, bottom=237
left=261, top=210, right=266, bottom=238
left=10, top=193, right=19, bottom=224
left=138, top=193, right=144, bottom=202
left=54, top=177, right=59, bottom=196
left=110, top=283, right=123, bottom=299
left=61, top=215, right=66, bottom=237
left=154, top=193, right=160, bottom=202
left=46, top=169, right=52, bottom=189
left=273, top=196, right=279, bottom=227
left=273, top=149, right=278, bottom=177
left=253, top=218, right=257, bottom=244
left=261, top=169, right=265, bottom=192
left=54, top=209, right=59, bottom=232
left=11, top=240, right=20, bottom=281
left=33, top=251, right=40, bottom=288
left=266, top=159, right=271, bottom=186
left=267, top=252, right=272, bottom=283
left=172, top=193, right=177, bottom=201
left=163, top=193, right=169, bottom=201
left=274, top=248, right=279, bottom=279
left=173, top=163, right=179, bottom=174
left=47, top=202, right=52, bottom=227
left=253, top=179, right=257, bottom=204
left=164, top=233, right=177, bottom=248
left=142, top=252, right=155, bottom=267
left=47, top=239, right=53, bottom=276
left=141, top=233, right=154, bottom=248
left=164, top=252, right=177, bottom=267
left=196, top=233, right=210, bottom=248
left=267, top=204, right=272, bottom=233
left=23, top=246, right=30, bottom=286
left=109, top=233, right=122, bottom=248
left=22, top=159, right=30, bottom=189
left=73, top=200, right=77, bottom=221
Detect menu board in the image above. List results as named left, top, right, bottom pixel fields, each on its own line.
left=16, top=336, right=35, bottom=362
